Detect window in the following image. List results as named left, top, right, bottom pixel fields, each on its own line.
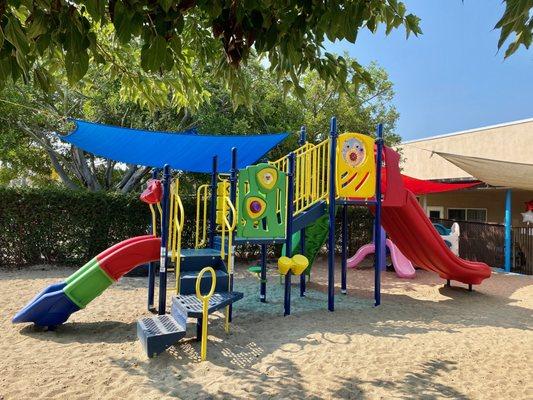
left=447, top=208, right=487, bottom=222
left=427, top=206, right=444, bottom=219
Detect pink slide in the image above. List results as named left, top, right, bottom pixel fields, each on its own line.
left=347, top=239, right=416, bottom=279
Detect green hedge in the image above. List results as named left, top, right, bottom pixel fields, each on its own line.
left=0, top=187, right=151, bottom=267
left=0, top=186, right=374, bottom=268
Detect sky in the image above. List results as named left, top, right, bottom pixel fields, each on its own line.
left=326, top=0, right=532, bottom=142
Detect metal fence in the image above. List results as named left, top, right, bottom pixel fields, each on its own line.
left=512, top=227, right=533, bottom=275
left=430, top=218, right=532, bottom=275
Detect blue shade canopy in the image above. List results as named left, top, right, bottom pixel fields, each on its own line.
left=60, top=120, right=289, bottom=173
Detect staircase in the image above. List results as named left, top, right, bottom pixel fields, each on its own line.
left=177, top=248, right=229, bottom=295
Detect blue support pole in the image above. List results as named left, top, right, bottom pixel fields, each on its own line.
left=504, top=188, right=512, bottom=272
left=157, top=165, right=171, bottom=315
left=379, top=226, right=387, bottom=271
left=260, top=243, right=267, bottom=302
left=147, top=168, right=159, bottom=311
left=228, top=148, right=237, bottom=321
left=299, top=125, right=307, bottom=297
left=299, top=229, right=306, bottom=297
left=341, top=204, right=348, bottom=294
left=284, top=152, right=296, bottom=316
left=374, top=124, right=384, bottom=306
left=328, top=117, right=338, bottom=312
left=208, top=156, right=218, bottom=248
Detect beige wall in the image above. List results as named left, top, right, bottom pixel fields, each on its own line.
left=422, top=188, right=533, bottom=226
left=397, top=119, right=533, bottom=180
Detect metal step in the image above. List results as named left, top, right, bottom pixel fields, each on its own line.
left=178, top=248, right=222, bottom=271
left=137, top=314, right=187, bottom=358
left=179, top=269, right=229, bottom=295
left=171, top=291, right=244, bottom=319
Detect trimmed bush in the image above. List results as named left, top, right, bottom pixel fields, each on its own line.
left=0, top=187, right=151, bottom=267
left=0, top=186, right=374, bottom=268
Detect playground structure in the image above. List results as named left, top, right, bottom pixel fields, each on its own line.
left=13, top=117, right=492, bottom=359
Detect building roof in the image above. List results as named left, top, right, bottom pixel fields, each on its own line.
left=402, top=118, right=533, bottom=145
left=396, top=118, right=533, bottom=182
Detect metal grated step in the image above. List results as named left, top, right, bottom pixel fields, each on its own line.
left=137, top=314, right=187, bottom=358
left=171, top=292, right=244, bottom=319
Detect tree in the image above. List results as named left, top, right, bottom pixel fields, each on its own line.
left=0, top=57, right=400, bottom=191
left=495, top=0, right=533, bottom=58
left=0, top=1, right=422, bottom=109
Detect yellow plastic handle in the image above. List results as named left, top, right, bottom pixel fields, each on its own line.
left=195, top=267, right=217, bottom=301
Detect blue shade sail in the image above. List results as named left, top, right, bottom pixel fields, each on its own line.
left=60, top=120, right=289, bottom=173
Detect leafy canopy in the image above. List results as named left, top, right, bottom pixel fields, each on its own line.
left=0, top=56, right=400, bottom=189
left=0, top=0, right=422, bottom=108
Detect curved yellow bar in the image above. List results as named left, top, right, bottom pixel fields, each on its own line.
left=195, top=267, right=217, bottom=361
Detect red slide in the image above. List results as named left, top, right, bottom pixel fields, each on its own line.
left=376, top=146, right=491, bottom=285
left=381, top=191, right=491, bottom=285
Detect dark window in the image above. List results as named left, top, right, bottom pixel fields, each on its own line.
left=448, top=208, right=466, bottom=221
left=429, top=210, right=441, bottom=219
left=467, top=209, right=487, bottom=222
left=448, top=208, right=487, bottom=222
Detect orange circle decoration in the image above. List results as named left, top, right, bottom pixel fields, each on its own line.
left=245, top=196, right=267, bottom=219
left=342, top=138, right=366, bottom=168
left=256, top=167, right=278, bottom=191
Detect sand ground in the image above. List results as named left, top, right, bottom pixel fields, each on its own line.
left=1, top=259, right=532, bottom=400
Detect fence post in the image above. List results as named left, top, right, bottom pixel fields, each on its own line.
left=504, top=189, right=512, bottom=272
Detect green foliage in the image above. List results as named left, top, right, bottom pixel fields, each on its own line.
left=0, top=57, right=400, bottom=189
left=0, top=186, right=151, bottom=266
left=0, top=185, right=375, bottom=267
left=495, top=0, right=533, bottom=57
left=0, top=0, right=422, bottom=108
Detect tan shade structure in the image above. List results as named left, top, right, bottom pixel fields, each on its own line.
left=435, top=152, right=533, bottom=190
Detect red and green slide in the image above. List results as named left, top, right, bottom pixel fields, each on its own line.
left=13, top=235, right=161, bottom=327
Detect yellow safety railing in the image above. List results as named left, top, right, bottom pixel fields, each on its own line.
left=269, top=142, right=314, bottom=173
left=270, top=138, right=330, bottom=216
left=168, top=179, right=185, bottom=292
left=220, top=194, right=237, bottom=333
left=195, top=267, right=216, bottom=361
left=148, top=203, right=163, bottom=236
left=195, top=184, right=210, bottom=248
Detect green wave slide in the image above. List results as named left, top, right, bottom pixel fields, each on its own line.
left=283, top=213, right=330, bottom=275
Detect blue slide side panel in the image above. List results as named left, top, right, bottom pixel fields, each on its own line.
left=12, top=283, right=80, bottom=327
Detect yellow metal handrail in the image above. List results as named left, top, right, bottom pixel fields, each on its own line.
left=148, top=203, right=163, bottom=236
left=195, top=267, right=216, bottom=361
left=168, top=179, right=185, bottom=293
left=269, top=142, right=314, bottom=173
left=195, top=184, right=210, bottom=248
left=270, top=139, right=330, bottom=216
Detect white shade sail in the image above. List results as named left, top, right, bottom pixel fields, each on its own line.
left=435, top=152, right=533, bottom=190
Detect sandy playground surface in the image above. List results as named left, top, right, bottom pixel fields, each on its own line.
left=1, top=259, right=532, bottom=400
